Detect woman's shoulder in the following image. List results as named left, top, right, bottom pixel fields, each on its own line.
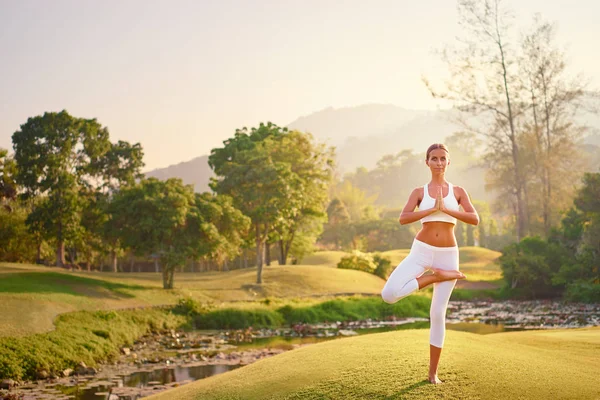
left=451, top=184, right=469, bottom=198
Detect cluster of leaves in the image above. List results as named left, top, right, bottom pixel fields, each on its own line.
left=337, top=251, right=393, bottom=279
left=499, top=173, right=600, bottom=301
left=209, top=122, right=335, bottom=283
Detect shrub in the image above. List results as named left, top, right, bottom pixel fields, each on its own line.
left=373, top=253, right=393, bottom=279
left=337, top=250, right=377, bottom=273
left=564, top=281, right=600, bottom=303
left=172, top=297, right=212, bottom=316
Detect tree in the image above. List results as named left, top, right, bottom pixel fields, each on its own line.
left=110, top=178, right=249, bottom=288
left=12, top=110, right=144, bottom=268
left=424, top=0, right=528, bottom=240
left=322, top=198, right=351, bottom=249
left=12, top=111, right=110, bottom=266
left=519, top=16, right=592, bottom=236
left=425, top=1, right=599, bottom=240
left=0, top=148, right=17, bottom=210
left=210, top=122, right=309, bottom=283
left=265, top=131, right=335, bottom=265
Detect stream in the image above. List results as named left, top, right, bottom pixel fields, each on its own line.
left=3, top=300, right=598, bottom=400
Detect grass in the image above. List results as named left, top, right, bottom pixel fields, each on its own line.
left=0, top=263, right=385, bottom=337
left=146, top=326, right=600, bottom=400
left=0, top=308, right=184, bottom=381
left=0, top=246, right=502, bottom=337
left=191, top=296, right=432, bottom=329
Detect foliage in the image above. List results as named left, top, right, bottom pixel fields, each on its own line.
left=191, top=296, right=430, bottom=330
left=500, top=172, right=600, bottom=299
left=337, top=250, right=377, bottom=273
left=0, top=204, right=49, bottom=263
left=499, top=236, right=569, bottom=298
left=0, top=308, right=184, bottom=381
left=11, top=110, right=144, bottom=267
left=172, top=297, right=213, bottom=317
left=210, top=123, right=334, bottom=283
left=109, top=178, right=250, bottom=288
left=372, top=253, right=393, bottom=279
left=425, top=2, right=598, bottom=240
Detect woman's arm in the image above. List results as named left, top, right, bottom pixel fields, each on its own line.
left=441, top=186, right=479, bottom=225
left=399, top=188, right=437, bottom=225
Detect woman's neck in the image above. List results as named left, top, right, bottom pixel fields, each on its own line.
left=429, top=175, right=446, bottom=186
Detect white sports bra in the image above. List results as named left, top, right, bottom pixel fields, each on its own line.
left=419, top=183, right=460, bottom=225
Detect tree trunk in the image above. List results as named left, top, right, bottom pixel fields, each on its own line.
left=36, top=242, right=42, bottom=265
left=56, top=240, right=66, bottom=267
left=111, top=250, right=118, bottom=273
left=223, top=259, right=229, bottom=271
left=154, top=258, right=159, bottom=273
left=243, top=249, right=248, bottom=268
left=162, top=266, right=174, bottom=289
left=279, top=240, right=286, bottom=265
left=129, top=255, right=135, bottom=273
left=266, top=243, right=271, bottom=266
left=256, top=224, right=263, bottom=284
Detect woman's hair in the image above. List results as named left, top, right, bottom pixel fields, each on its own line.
left=426, top=143, right=449, bottom=161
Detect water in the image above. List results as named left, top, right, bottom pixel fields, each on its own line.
left=53, top=365, right=241, bottom=400
left=14, top=300, right=600, bottom=399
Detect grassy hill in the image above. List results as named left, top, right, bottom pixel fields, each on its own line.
left=0, top=262, right=385, bottom=337
left=0, top=246, right=502, bottom=337
left=146, top=327, right=600, bottom=400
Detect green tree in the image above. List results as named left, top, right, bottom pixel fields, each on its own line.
left=499, top=236, right=567, bottom=298
left=12, top=111, right=110, bottom=266
left=266, top=131, right=334, bottom=265
left=210, top=122, right=306, bottom=283
left=109, top=178, right=249, bottom=288
left=0, top=148, right=17, bottom=209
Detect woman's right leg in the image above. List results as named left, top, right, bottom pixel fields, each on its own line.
left=381, top=242, right=431, bottom=304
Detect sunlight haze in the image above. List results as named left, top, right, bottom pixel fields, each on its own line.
left=1, top=0, right=598, bottom=171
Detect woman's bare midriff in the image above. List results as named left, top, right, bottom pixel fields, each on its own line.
left=415, top=221, right=457, bottom=247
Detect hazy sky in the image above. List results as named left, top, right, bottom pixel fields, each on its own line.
left=1, top=0, right=598, bottom=171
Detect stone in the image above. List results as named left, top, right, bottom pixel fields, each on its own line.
left=36, top=369, right=49, bottom=379
left=121, top=347, right=131, bottom=356
left=0, top=379, right=15, bottom=389
left=62, top=368, right=74, bottom=377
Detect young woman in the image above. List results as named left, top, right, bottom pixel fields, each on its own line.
left=381, top=143, right=479, bottom=384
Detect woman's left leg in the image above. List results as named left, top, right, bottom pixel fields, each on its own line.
left=428, top=247, right=459, bottom=383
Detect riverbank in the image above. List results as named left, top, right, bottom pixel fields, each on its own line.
left=146, top=326, right=600, bottom=400
left=3, top=299, right=599, bottom=399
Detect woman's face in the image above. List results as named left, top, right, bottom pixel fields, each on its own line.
left=426, top=149, right=450, bottom=174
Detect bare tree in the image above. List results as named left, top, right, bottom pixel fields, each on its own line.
left=519, top=15, right=594, bottom=235
left=424, top=0, right=529, bottom=240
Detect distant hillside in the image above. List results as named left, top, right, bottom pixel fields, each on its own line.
left=145, top=155, right=213, bottom=192
left=288, top=104, right=461, bottom=172
left=143, top=104, right=600, bottom=194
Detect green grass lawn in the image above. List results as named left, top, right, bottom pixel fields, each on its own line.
left=0, top=247, right=502, bottom=337
left=147, top=326, right=600, bottom=400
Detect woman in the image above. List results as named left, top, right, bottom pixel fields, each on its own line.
left=381, top=143, right=479, bottom=384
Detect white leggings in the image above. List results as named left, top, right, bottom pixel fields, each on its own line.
left=381, top=239, right=459, bottom=348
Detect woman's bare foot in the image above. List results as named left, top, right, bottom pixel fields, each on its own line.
left=428, top=374, right=443, bottom=384
left=430, top=267, right=466, bottom=281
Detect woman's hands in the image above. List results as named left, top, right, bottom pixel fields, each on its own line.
left=434, top=186, right=446, bottom=212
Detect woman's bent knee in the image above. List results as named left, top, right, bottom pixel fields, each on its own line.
left=381, top=288, right=397, bottom=304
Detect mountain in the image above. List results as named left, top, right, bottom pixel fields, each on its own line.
left=144, top=155, right=213, bottom=193
left=287, top=104, right=461, bottom=172
left=143, top=103, right=600, bottom=193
